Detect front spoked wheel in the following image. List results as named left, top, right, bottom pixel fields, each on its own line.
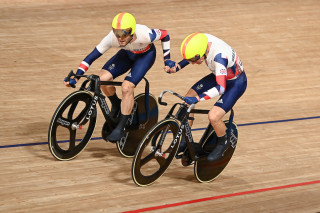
left=132, top=118, right=180, bottom=186
left=48, top=90, right=97, bottom=160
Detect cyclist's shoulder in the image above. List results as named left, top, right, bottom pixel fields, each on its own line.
left=134, top=24, right=153, bottom=41
left=207, top=36, right=235, bottom=59
left=136, top=24, right=152, bottom=32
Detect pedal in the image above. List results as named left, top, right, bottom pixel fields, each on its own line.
left=181, top=154, right=193, bottom=167
left=179, top=149, right=193, bottom=166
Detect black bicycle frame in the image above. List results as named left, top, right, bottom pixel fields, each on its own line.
left=177, top=107, right=210, bottom=161
left=157, top=89, right=235, bottom=162
left=75, top=75, right=120, bottom=128
left=170, top=105, right=235, bottom=161
left=69, top=71, right=151, bottom=129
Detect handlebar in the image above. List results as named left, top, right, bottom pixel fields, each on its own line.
left=65, top=70, right=76, bottom=88
left=65, top=70, right=98, bottom=82
left=158, top=90, right=195, bottom=112
left=158, top=90, right=184, bottom=106
left=65, top=70, right=123, bottom=88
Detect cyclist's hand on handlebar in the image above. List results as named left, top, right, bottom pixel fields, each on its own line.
left=63, top=68, right=84, bottom=87
left=64, top=77, right=78, bottom=87
left=183, top=96, right=199, bottom=105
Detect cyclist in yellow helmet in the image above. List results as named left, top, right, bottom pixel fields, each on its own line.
left=111, top=12, right=136, bottom=47
left=64, top=12, right=176, bottom=142
left=166, top=32, right=247, bottom=162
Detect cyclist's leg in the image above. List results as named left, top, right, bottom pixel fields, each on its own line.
left=210, top=72, right=247, bottom=136
left=104, top=80, right=136, bottom=143
left=120, top=80, right=135, bottom=115
left=101, top=50, right=133, bottom=118
left=107, top=46, right=156, bottom=142
left=206, top=108, right=232, bottom=162
left=99, top=69, right=115, bottom=95
left=120, top=45, right=156, bottom=115
left=100, top=70, right=122, bottom=118
left=207, top=72, right=247, bottom=161
left=177, top=73, right=217, bottom=153
left=99, top=69, right=116, bottom=97
left=189, top=73, right=218, bottom=124
left=106, top=80, right=136, bottom=141
left=208, top=106, right=226, bottom=137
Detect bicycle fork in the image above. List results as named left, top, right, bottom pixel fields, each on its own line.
left=69, top=95, right=99, bottom=131
left=151, top=122, right=182, bottom=157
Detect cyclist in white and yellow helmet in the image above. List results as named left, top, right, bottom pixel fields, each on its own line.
left=111, top=12, right=136, bottom=47
left=180, top=33, right=208, bottom=64
left=165, top=32, right=247, bottom=162
left=64, top=12, right=175, bottom=142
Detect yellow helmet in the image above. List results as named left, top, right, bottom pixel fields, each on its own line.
left=180, top=33, right=208, bottom=62
left=112, top=12, right=136, bottom=36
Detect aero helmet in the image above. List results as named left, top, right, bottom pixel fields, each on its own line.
left=112, top=12, right=136, bottom=37
left=180, top=33, right=208, bottom=62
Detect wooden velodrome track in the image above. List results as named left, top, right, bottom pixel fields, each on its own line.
left=1, top=0, right=319, bottom=212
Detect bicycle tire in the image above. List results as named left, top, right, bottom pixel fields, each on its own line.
left=131, top=118, right=180, bottom=186
left=194, top=120, right=238, bottom=182
left=48, top=90, right=97, bottom=160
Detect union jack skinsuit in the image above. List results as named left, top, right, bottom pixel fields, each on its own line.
left=183, top=34, right=247, bottom=112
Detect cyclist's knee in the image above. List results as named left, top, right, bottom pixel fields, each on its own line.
left=185, top=88, right=197, bottom=97
left=99, top=69, right=113, bottom=81
left=208, top=113, right=220, bottom=126
left=121, top=81, right=135, bottom=96
left=208, top=107, right=225, bottom=126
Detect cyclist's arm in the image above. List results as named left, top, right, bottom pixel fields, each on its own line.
left=176, top=59, right=190, bottom=71
left=76, top=48, right=102, bottom=77
left=198, top=75, right=226, bottom=101
left=198, top=56, right=227, bottom=101
left=166, top=59, right=189, bottom=73
left=76, top=31, right=113, bottom=77
left=149, top=29, right=170, bottom=61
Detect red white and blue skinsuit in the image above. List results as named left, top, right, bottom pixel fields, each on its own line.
left=76, top=24, right=171, bottom=85
left=180, top=34, right=247, bottom=112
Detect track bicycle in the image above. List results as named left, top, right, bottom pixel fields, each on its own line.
left=48, top=70, right=158, bottom=160
left=131, top=90, right=238, bottom=186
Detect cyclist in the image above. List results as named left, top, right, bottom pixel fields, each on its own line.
left=165, top=32, right=247, bottom=162
left=64, top=12, right=175, bottom=142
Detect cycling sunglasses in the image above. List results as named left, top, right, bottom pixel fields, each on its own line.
left=186, top=54, right=201, bottom=62
left=113, top=28, right=132, bottom=38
